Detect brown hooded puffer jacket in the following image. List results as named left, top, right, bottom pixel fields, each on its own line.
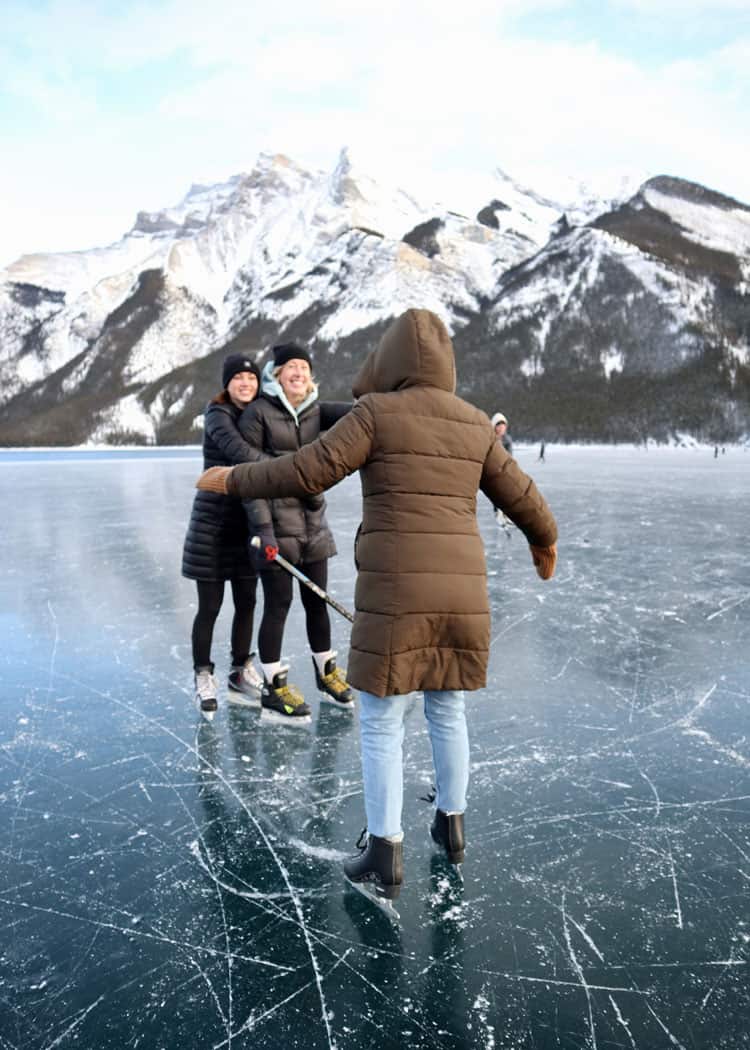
left=227, top=309, right=557, bottom=697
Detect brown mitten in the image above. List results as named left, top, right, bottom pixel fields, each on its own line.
left=196, top=466, right=233, bottom=494
left=529, top=542, right=557, bottom=580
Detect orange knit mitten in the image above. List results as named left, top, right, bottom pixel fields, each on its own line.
left=196, top=466, right=233, bottom=494
left=529, top=542, right=557, bottom=580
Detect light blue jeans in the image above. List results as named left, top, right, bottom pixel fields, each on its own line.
left=358, top=689, right=469, bottom=838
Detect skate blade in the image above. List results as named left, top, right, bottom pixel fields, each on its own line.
left=344, top=876, right=401, bottom=923
left=260, top=708, right=312, bottom=727
left=227, top=691, right=262, bottom=709
left=318, top=692, right=355, bottom=711
left=198, top=706, right=216, bottom=722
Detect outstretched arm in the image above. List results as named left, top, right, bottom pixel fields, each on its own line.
left=197, top=399, right=375, bottom=499
left=480, top=439, right=558, bottom=578
left=319, top=400, right=352, bottom=429
left=204, top=404, right=258, bottom=465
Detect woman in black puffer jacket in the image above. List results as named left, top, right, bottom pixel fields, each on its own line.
left=182, top=353, right=264, bottom=718
left=237, top=342, right=354, bottom=721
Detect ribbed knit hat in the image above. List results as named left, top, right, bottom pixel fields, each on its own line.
left=271, top=342, right=312, bottom=370
left=222, top=353, right=260, bottom=389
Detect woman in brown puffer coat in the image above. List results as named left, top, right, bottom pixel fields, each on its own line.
left=196, top=309, right=558, bottom=907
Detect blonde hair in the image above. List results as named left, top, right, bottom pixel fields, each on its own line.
left=273, top=364, right=316, bottom=400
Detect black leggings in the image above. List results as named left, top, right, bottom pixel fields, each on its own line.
left=192, top=577, right=258, bottom=669
left=258, top=560, right=331, bottom=663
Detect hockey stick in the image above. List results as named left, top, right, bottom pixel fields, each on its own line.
left=250, top=536, right=355, bottom=623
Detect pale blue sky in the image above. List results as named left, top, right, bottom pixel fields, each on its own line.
left=1, top=0, right=749, bottom=265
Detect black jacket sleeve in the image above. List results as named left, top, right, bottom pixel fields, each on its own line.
left=237, top=402, right=269, bottom=460
left=319, top=401, right=352, bottom=430
left=204, top=403, right=258, bottom=465
left=235, top=401, right=274, bottom=531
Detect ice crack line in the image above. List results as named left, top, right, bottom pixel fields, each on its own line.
left=189, top=736, right=335, bottom=1049
left=475, top=972, right=651, bottom=993
left=608, top=995, right=637, bottom=1050
left=683, top=727, right=750, bottom=769
left=706, top=591, right=750, bottom=622
left=665, top=835, right=683, bottom=929
left=0, top=897, right=293, bottom=971
left=550, top=655, right=573, bottom=681
left=41, top=994, right=105, bottom=1050
left=56, top=674, right=336, bottom=1050
left=645, top=1001, right=688, bottom=1049
left=637, top=766, right=662, bottom=818
left=678, top=682, right=717, bottom=729
left=172, top=754, right=234, bottom=1048
left=221, top=951, right=352, bottom=1046
left=700, top=950, right=737, bottom=1009
left=47, top=599, right=59, bottom=698
left=617, top=682, right=718, bottom=744
left=490, top=611, right=535, bottom=648
left=495, top=791, right=750, bottom=837
left=562, top=890, right=598, bottom=1050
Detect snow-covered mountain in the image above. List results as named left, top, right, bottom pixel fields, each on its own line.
left=454, top=176, right=750, bottom=441
left=1, top=151, right=748, bottom=445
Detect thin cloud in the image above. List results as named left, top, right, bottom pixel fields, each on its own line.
left=614, top=0, right=750, bottom=10
left=1, top=0, right=749, bottom=264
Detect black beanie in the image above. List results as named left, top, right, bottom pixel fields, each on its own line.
left=222, top=353, right=260, bottom=389
left=271, top=342, right=312, bottom=370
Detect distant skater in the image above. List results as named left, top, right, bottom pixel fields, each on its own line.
left=490, top=412, right=514, bottom=529
left=538, top=441, right=546, bottom=462
left=491, top=412, right=513, bottom=454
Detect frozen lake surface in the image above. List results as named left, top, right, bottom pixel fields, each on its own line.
left=1, top=445, right=749, bottom=1049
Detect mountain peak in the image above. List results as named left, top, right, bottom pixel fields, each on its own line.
left=641, top=174, right=750, bottom=215
left=328, top=146, right=367, bottom=206
left=3, top=150, right=748, bottom=448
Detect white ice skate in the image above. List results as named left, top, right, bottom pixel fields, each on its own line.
left=227, top=655, right=263, bottom=708
left=194, top=667, right=218, bottom=721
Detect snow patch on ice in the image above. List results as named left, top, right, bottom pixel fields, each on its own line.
left=288, top=837, right=348, bottom=861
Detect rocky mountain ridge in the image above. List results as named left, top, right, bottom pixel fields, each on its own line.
left=1, top=151, right=748, bottom=445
